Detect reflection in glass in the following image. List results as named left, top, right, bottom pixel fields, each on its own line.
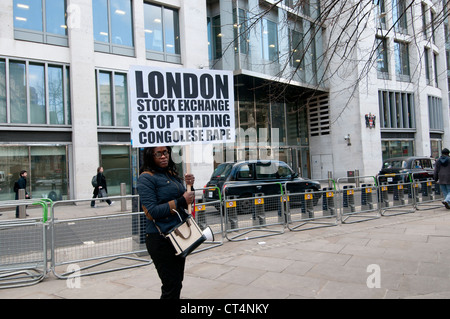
left=93, top=0, right=110, bottom=43
left=114, top=73, right=128, bottom=126
left=0, top=146, right=29, bottom=201
left=163, top=8, right=180, bottom=54
left=9, top=61, right=27, bottom=124
left=31, top=146, right=67, bottom=201
left=144, top=3, right=163, bottom=52
left=13, top=0, right=43, bottom=32
left=110, top=0, right=133, bottom=47
left=101, top=145, right=131, bottom=195
left=48, top=66, right=64, bottom=124
left=0, top=60, right=6, bottom=123
left=98, top=72, right=112, bottom=126
left=262, top=19, right=278, bottom=62
left=29, top=63, right=46, bottom=124
left=46, top=0, right=67, bottom=35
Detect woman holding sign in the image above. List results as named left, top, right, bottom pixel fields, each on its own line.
left=138, top=146, right=195, bottom=299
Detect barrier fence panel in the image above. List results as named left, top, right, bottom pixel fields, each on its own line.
left=377, top=173, right=416, bottom=216
left=337, top=176, right=381, bottom=224
left=222, top=182, right=285, bottom=242
left=50, top=195, right=152, bottom=279
left=412, top=172, right=443, bottom=210
left=192, top=186, right=224, bottom=253
left=0, top=199, right=50, bottom=289
left=283, top=179, right=339, bottom=231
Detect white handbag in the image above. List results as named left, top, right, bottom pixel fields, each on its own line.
left=164, top=211, right=206, bottom=257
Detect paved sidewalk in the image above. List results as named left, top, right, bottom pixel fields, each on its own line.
left=1, top=204, right=450, bottom=299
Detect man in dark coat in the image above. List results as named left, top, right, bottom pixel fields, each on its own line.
left=15, top=170, right=30, bottom=218
left=434, top=148, right=450, bottom=209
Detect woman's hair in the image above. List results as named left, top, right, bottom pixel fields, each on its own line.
left=140, top=146, right=180, bottom=178
left=97, top=166, right=103, bottom=173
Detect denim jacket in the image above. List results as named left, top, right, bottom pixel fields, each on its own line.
left=138, top=169, right=189, bottom=234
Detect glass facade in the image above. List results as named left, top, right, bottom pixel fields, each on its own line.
left=0, top=145, right=68, bottom=201
left=231, top=75, right=310, bottom=176
left=100, top=145, right=131, bottom=195
left=92, top=0, right=134, bottom=56
left=13, top=0, right=68, bottom=45
left=1, top=57, right=71, bottom=126
left=144, top=3, right=181, bottom=63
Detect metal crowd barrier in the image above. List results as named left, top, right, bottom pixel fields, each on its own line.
left=0, top=199, right=52, bottom=289
left=377, top=173, right=416, bottom=216
left=192, top=186, right=224, bottom=253
left=411, top=172, right=443, bottom=211
left=50, top=195, right=152, bottom=279
left=283, top=179, right=339, bottom=231
left=222, top=182, right=285, bottom=241
left=337, top=176, right=381, bottom=223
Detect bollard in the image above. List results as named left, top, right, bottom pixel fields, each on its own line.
left=381, top=183, right=389, bottom=207
left=120, top=183, right=126, bottom=211
left=226, top=196, right=239, bottom=230
left=195, top=198, right=207, bottom=229
left=253, top=193, right=266, bottom=226
left=18, top=188, right=26, bottom=218
left=323, top=188, right=335, bottom=216
left=396, top=182, right=405, bottom=204
left=281, top=193, right=290, bottom=223
left=302, top=190, right=314, bottom=219
left=343, top=185, right=355, bottom=213
left=361, top=184, right=374, bottom=208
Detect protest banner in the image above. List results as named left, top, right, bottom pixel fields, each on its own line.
left=128, top=66, right=235, bottom=148
left=128, top=66, right=235, bottom=213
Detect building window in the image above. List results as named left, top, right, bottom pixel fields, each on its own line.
left=422, top=3, right=428, bottom=39
left=233, top=8, right=250, bottom=55
left=392, top=0, right=408, bottom=34
left=262, top=19, right=278, bottom=62
left=290, top=28, right=305, bottom=72
left=425, top=48, right=431, bottom=85
left=0, top=145, right=68, bottom=201
left=13, top=0, right=68, bottom=46
left=93, top=0, right=134, bottom=56
left=208, top=15, right=222, bottom=61
left=394, top=40, right=410, bottom=82
left=95, top=70, right=129, bottom=127
left=374, top=0, right=386, bottom=30
left=376, top=37, right=388, bottom=78
left=381, top=140, right=414, bottom=160
left=433, top=52, right=439, bottom=87
left=144, top=3, right=181, bottom=64
left=100, top=145, right=131, bottom=195
left=428, top=96, right=443, bottom=131
left=378, top=90, right=415, bottom=129
left=0, top=57, right=71, bottom=125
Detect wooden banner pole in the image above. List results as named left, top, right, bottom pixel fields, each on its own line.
left=184, top=144, right=192, bottom=214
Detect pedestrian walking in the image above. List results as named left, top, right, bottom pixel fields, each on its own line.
left=91, top=166, right=114, bottom=207
left=434, top=148, right=450, bottom=209
left=137, top=146, right=195, bottom=299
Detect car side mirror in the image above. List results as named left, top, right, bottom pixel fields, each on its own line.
left=291, top=172, right=299, bottom=179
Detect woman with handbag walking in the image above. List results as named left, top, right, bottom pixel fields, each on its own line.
left=138, top=146, right=195, bottom=299
left=91, top=166, right=114, bottom=207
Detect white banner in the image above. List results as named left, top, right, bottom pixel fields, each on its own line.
left=129, top=66, right=235, bottom=148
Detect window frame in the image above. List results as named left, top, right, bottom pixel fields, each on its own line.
left=95, top=69, right=130, bottom=128
left=0, top=56, right=71, bottom=126
left=144, top=2, right=181, bottom=64
left=13, top=0, right=68, bottom=46
left=93, top=0, right=135, bottom=57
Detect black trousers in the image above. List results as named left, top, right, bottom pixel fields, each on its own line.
left=145, top=233, right=186, bottom=299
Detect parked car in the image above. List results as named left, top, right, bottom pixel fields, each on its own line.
left=377, top=156, right=435, bottom=184
left=203, top=160, right=321, bottom=213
